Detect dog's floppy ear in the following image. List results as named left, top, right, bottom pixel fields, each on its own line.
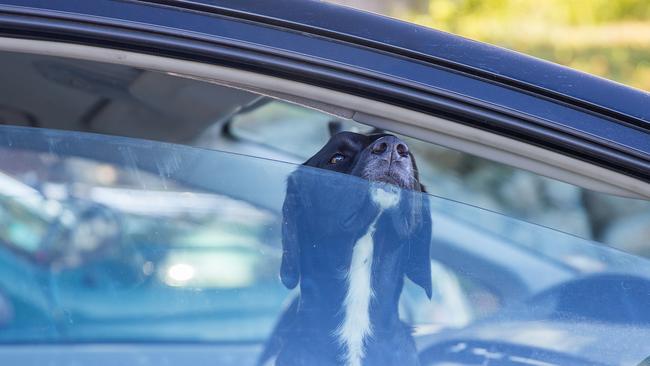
left=405, top=159, right=433, bottom=299
left=280, top=172, right=304, bottom=289
left=405, top=203, right=433, bottom=299
left=410, top=152, right=427, bottom=193
left=328, top=120, right=344, bottom=137
left=281, top=163, right=376, bottom=289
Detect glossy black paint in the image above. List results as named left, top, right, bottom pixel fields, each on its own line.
left=150, top=0, right=650, bottom=127
left=0, top=0, right=648, bottom=180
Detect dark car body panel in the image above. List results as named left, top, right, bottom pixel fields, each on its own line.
left=150, top=0, right=650, bottom=126
left=0, top=0, right=648, bottom=179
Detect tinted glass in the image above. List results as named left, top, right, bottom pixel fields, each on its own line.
left=1, top=126, right=649, bottom=365
left=225, top=100, right=650, bottom=257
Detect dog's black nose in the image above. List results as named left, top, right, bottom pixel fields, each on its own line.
left=370, top=136, right=409, bottom=158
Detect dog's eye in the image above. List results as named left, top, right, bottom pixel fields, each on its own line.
left=329, top=153, right=345, bottom=164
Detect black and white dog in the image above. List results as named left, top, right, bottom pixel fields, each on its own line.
left=261, top=131, right=432, bottom=366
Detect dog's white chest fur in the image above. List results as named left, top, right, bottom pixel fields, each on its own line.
left=335, top=187, right=400, bottom=366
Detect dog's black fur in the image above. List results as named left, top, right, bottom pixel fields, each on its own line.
left=261, top=131, right=432, bottom=366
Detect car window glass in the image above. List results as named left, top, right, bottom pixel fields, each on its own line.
left=1, top=126, right=650, bottom=366
left=224, top=100, right=650, bottom=258
left=0, top=127, right=286, bottom=342
left=228, top=99, right=373, bottom=159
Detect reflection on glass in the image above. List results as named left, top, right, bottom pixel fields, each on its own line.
left=225, top=100, right=650, bottom=258
left=0, top=126, right=649, bottom=366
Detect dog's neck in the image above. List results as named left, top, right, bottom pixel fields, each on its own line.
left=296, top=187, right=405, bottom=366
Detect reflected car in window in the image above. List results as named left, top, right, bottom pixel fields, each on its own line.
left=0, top=1, right=649, bottom=366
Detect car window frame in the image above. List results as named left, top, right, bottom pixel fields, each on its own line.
left=2, top=1, right=648, bottom=182
left=3, top=38, right=648, bottom=200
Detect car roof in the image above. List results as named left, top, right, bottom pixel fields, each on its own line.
left=163, top=0, right=650, bottom=128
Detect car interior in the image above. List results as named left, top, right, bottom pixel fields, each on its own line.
left=0, top=41, right=650, bottom=365
left=1, top=48, right=648, bottom=251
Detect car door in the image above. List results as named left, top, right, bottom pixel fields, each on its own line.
left=0, top=1, right=650, bottom=365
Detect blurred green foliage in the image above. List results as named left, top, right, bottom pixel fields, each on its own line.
left=395, top=0, right=650, bottom=91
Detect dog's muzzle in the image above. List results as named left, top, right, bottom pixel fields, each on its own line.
left=363, top=136, right=415, bottom=190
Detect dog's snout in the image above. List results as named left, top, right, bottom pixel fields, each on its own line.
left=370, top=136, right=409, bottom=159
